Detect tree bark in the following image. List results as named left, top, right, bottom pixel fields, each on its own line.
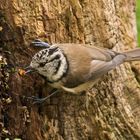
left=0, top=0, right=140, bottom=140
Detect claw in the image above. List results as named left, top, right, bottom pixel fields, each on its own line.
left=25, top=96, right=46, bottom=104
left=33, top=98, right=47, bottom=104
left=31, top=39, right=50, bottom=48
left=25, top=90, right=58, bottom=104
left=32, top=96, right=44, bottom=104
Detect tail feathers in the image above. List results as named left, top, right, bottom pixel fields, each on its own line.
left=123, top=48, right=140, bottom=62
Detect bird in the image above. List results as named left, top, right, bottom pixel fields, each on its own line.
left=24, top=39, right=140, bottom=96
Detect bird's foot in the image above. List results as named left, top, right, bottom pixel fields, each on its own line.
left=25, top=96, right=43, bottom=104
left=26, top=90, right=58, bottom=104
left=31, top=39, right=50, bottom=48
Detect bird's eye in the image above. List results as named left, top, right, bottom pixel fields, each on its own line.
left=39, top=62, right=46, bottom=67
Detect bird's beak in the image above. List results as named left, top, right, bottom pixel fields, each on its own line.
left=18, top=66, right=36, bottom=76
left=24, top=66, right=36, bottom=74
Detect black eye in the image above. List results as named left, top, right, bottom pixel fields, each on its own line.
left=39, top=62, right=46, bottom=67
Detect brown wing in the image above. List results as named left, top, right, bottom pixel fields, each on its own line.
left=56, top=44, right=121, bottom=88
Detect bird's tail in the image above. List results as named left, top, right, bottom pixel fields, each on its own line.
left=123, top=48, right=140, bottom=62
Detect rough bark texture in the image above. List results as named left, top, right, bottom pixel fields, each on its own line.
left=0, top=0, right=140, bottom=140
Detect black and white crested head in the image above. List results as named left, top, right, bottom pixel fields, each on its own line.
left=30, top=45, right=68, bottom=82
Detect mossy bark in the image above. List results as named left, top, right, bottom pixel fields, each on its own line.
left=0, top=0, right=140, bottom=140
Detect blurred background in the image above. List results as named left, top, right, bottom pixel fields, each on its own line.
left=137, top=0, right=140, bottom=45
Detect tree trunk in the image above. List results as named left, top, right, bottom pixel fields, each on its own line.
left=0, top=0, right=140, bottom=140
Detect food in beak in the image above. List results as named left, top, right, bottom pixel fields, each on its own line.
left=18, top=68, right=26, bottom=76
left=18, top=66, right=35, bottom=76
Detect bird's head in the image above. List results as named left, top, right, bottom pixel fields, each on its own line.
left=20, top=46, right=68, bottom=82
left=30, top=48, right=50, bottom=71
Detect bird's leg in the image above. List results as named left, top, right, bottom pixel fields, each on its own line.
left=26, top=90, right=59, bottom=104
